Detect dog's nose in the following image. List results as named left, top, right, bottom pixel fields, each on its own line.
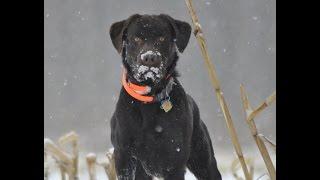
left=140, top=52, right=161, bottom=67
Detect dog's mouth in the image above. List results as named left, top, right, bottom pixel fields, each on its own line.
left=131, top=64, right=165, bottom=83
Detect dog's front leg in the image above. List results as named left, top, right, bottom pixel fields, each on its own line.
left=114, top=149, right=137, bottom=180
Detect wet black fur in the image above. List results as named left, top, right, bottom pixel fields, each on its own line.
left=109, top=14, right=222, bottom=180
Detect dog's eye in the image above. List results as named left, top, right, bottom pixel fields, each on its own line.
left=159, top=37, right=165, bottom=42
left=134, top=37, right=142, bottom=42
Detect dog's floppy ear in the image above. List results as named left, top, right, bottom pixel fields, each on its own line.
left=109, top=14, right=141, bottom=54
left=159, top=14, right=191, bottom=53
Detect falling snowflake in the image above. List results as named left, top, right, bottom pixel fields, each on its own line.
left=50, top=54, right=58, bottom=59
left=63, top=79, right=68, bottom=86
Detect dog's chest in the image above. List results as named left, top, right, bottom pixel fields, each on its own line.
left=133, top=105, right=186, bottom=146
left=129, top=103, right=192, bottom=174
left=114, top=87, right=193, bottom=177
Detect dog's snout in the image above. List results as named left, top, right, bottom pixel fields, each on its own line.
left=140, top=52, right=161, bottom=67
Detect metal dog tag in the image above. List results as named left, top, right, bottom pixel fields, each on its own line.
left=161, top=99, right=173, bottom=112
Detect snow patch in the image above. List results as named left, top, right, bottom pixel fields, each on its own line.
left=138, top=65, right=149, bottom=74
left=44, top=138, right=53, bottom=146
left=134, top=64, right=163, bottom=82
left=150, top=67, right=160, bottom=74
left=141, top=50, right=161, bottom=60
left=108, top=148, right=114, bottom=154
left=86, top=153, right=96, bottom=159
left=151, top=175, right=163, bottom=180
left=144, top=72, right=155, bottom=81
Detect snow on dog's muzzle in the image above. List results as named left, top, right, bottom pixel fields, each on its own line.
left=133, top=50, right=164, bottom=82
left=133, top=64, right=163, bottom=82
left=138, top=50, right=162, bottom=67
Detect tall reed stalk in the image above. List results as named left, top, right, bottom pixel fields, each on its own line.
left=240, top=85, right=276, bottom=180
left=184, top=0, right=252, bottom=179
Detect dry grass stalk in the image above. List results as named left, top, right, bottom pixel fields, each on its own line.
left=45, top=138, right=72, bottom=179
left=98, top=148, right=117, bottom=180
left=240, top=85, right=276, bottom=180
left=44, top=133, right=118, bottom=180
left=184, top=0, right=251, bottom=179
left=247, top=92, right=276, bottom=121
left=44, top=132, right=80, bottom=180
left=82, top=148, right=117, bottom=180
left=86, top=153, right=97, bottom=180
left=59, top=164, right=66, bottom=180
left=231, top=157, right=254, bottom=180
left=58, top=131, right=79, bottom=145
left=44, top=138, right=73, bottom=165
left=258, top=134, right=276, bottom=151
left=58, top=131, right=79, bottom=180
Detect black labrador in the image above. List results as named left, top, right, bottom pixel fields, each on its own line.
left=109, top=14, right=222, bottom=180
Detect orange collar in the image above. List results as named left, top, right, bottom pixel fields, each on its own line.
left=122, top=70, right=154, bottom=103
left=122, top=69, right=176, bottom=104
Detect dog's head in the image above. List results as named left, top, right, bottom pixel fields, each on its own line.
left=110, top=14, right=191, bottom=86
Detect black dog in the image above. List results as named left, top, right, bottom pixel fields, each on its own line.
left=109, top=14, right=221, bottom=180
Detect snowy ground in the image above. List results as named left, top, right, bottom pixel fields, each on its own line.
left=46, top=148, right=275, bottom=180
